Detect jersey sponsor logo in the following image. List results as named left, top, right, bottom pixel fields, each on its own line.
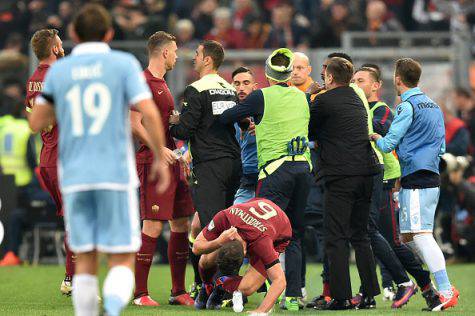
left=416, top=102, right=439, bottom=110
left=209, top=89, right=235, bottom=96
left=208, top=220, right=215, bottom=231
left=152, top=205, right=160, bottom=213
left=228, top=207, right=267, bottom=232
left=212, top=101, right=236, bottom=115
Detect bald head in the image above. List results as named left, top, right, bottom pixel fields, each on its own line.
left=291, top=52, right=312, bottom=87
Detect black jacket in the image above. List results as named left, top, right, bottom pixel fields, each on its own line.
left=170, top=74, right=240, bottom=164
left=309, top=86, right=381, bottom=179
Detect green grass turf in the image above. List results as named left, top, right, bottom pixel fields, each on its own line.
left=0, top=263, right=473, bottom=315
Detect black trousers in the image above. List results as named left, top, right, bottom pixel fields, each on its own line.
left=324, top=175, right=380, bottom=300
left=258, top=161, right=311, bottom=297
left=192, top=157, right=242, bottom=228
left=378, top=179, right=431, bottom=289
left=367, top=172, right=410, bottom=287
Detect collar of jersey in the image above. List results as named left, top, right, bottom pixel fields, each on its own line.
left=401, top=87, right=422, bottom=102
left=72, top=42, right=111, bottom=55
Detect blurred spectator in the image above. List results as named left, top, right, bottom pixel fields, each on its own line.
left=412, top=0, right=450, bottom=31
left=0, top=33, right=28, bottom=82
left=443, top=106, right=470, bottom=156
left=243, top=15, right=271, bottom=49
left=311, top=0, right=363, bottom=48
left=204, top=7, right=246, bottom=49
left=27, top=0, right=52, bottom=35
left=175, top=19, right=199, bottom=51
left=366, top=0, right=404, bottom=32
left=231, top=0, right=260, bottom=30
left=453, top=87, right=475, bottom=152
left=265, top=0, right=309, bottom=49
left=113, top=4, right=149, bottom=40
left=191, top=0, right=218, bottom=39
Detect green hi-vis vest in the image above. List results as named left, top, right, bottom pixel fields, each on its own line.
left=256, top=85, right=311, bottom=174
left=369, top=101, right=401, bottom=180
left=0, top=115, right=33, bottom=186
left=350, top=83, right=384, bottom=165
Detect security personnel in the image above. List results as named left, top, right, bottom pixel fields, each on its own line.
left=0, top=103, right=37, bottom=266
left=220, top=48, right=312, bottom=311
left=170, top=40, right=242, bottom=229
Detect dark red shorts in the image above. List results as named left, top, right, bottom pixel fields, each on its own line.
left=137, top=162, right=194, bottom=221
left=37, top=167, right=63, bottom=216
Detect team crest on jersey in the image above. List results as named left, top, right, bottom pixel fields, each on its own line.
left=152, top=205, right=160, bottom=212
left=208, top=220, right=215, bottom=231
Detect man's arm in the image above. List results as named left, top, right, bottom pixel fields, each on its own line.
left=130, top=109, right=178, bottom=165
left=28, top=97, right=56, bottom=133
left=219, top=90, right=264, bottom=125
left=308, top=95, right=324, bottom=141
left=253, top=263, right=286, bottom=313
left=372, top=105, right=393, bottom=136
left=192, top=227, right=239, bottom=255
left=373, top=102, right=413, bottom=153
left=169, top=86, right=203, bottom=140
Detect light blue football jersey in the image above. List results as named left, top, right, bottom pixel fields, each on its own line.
left=41, top=42, right=151, bottom=193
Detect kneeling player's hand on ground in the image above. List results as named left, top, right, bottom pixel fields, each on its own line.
left=150, top=159, right=171, bottom=193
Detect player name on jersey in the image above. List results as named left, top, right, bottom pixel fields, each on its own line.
left=228, top=207, right=268, bottom=232
left=72, top=63, right=103, bottom=80
left=28, top=81, right=44, bottom=93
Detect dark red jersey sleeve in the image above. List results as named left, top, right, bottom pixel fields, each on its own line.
left=202, top=211, right=229, bottom=241
left=247, top=236, right=279, bottom=268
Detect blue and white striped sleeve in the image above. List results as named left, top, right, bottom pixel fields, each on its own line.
left=376, top=101, right=413, bottom=153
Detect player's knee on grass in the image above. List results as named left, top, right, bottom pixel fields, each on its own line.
left=142, top=219, right=163, bottom=238
left=217, top=240, right=244, bottom=276
left=169, top=217, right=190, bottom=233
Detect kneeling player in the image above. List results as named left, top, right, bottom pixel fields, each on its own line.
left=193, top=198, right=291, bottom=314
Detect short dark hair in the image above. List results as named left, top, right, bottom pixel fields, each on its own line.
left=216, top=240, right=244, bottom=276
left=454, top=87, right=471, bottom=99
left=361, top=63, right=381, bottom=73
left=232, top=66, right=254, bottom=79
left=31, top=29, right=58, bottom=61
left=271, top=53, right=290, bottom=68
left=355, top=66, right=381, bottom=82
left=201, top=40, right=224, bottom=70
left=73, top=4, right=112, bottom=42
left=327, top=52, right=353, bottom=64
left=326, top=57, right=353, bottom=85
left=147, top=31, right=176, bottom=55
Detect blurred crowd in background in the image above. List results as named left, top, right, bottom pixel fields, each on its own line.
left=1, top=0, right=475, bottom=264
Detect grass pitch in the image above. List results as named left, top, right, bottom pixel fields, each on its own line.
left=0, top=263, right=473, bottom=315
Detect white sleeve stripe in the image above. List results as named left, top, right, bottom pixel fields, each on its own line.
left=130, top=92, right=152, bottom=105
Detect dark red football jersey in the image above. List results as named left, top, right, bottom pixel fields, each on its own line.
left=25, top=64, right=58, bottom=168
left=136, top=69, right=176, bottom=164
left=202, top=198, right=292, bottom=267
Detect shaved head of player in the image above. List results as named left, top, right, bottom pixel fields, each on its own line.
left=290, top=52, right=312, bottom=88
left=131, top=31, right=195, bottom=307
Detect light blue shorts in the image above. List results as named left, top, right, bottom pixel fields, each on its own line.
left=63, top=188, right=141, bottom=253
left=399, top=187, right=440, bottom=233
